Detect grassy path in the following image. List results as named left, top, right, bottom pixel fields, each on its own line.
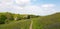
left=29, top=20, right=33, bottom=29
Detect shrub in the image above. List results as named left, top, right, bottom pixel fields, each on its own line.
left=0, top=15, right=7, bottom=24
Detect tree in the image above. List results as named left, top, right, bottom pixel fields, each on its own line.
left=5, top=12, right=14, bottom=24
left=6, top=12, right=14, bottom=21
left=27, top=15, right=30, bottom=19
left=0, top=15, right=7, bottom=24
left=14, top=14, right=21, bottom=21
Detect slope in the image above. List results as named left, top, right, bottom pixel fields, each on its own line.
left=32, top=12, right=60, bottom=29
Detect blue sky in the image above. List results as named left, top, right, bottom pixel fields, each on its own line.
left=0, top=0, right=60, bottom=16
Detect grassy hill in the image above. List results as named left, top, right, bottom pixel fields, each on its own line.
left=0, top=12, right=60, bottom=29
left=32, top=12, right=60, bottom=29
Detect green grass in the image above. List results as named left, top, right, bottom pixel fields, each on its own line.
left=0, top=19, right=31, bottom=29
left=31, top=17, right=60, bottom=29
left=0, top=13, right=60, bottom=29
left=32, top=13, right=60, bottom=29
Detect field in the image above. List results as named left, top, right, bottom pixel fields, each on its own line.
left=0, top=12, right=60, bottom=29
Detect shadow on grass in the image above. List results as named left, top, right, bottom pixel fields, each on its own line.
left=43, top=23, right=60, bottom=29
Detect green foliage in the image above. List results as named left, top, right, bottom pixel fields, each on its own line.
left=0, top=19, right=31, bottom=29
left=0, top=12, right=60, bottom=29
left=0, top=15, right=7, bottom=24
left=5, top=12, right=14, bottom=21
left=0, top=12, right=14, bottom=24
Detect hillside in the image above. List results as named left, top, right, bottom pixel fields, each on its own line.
left=32, top=12, right=60, bottom=29
left=0, top=12, right=60, bottom=29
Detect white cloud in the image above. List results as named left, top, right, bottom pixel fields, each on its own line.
left=23, top=5, right=41, bottom=14
left=11, top=5, right=42, bottom=15
left=0, top=0, right=14, bottom=12
left=0, top=0, right=58, bottom=16
left=40, top=4, right=57, bottom=16
left=15, top=0, right=31, bottom=5
left=11, top=5, right=57, bottom=16
left=0, top=0, right=14, bottom=4
left=42, top=4, right=55, bottom=8
left=41, top=4, right=56, bottom=11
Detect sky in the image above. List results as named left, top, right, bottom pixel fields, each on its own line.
left=0, top=0, right=60, bottom=16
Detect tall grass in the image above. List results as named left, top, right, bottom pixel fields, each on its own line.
left=0, top=19, right=31, bottom=29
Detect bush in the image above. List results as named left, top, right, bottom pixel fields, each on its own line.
left=0, top=15, right=7, bottom=24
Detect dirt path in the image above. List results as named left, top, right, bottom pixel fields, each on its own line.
left=29, top=20, right=33, bottom=29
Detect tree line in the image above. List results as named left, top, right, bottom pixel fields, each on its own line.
left=0, top=12, right=39, bottom=24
